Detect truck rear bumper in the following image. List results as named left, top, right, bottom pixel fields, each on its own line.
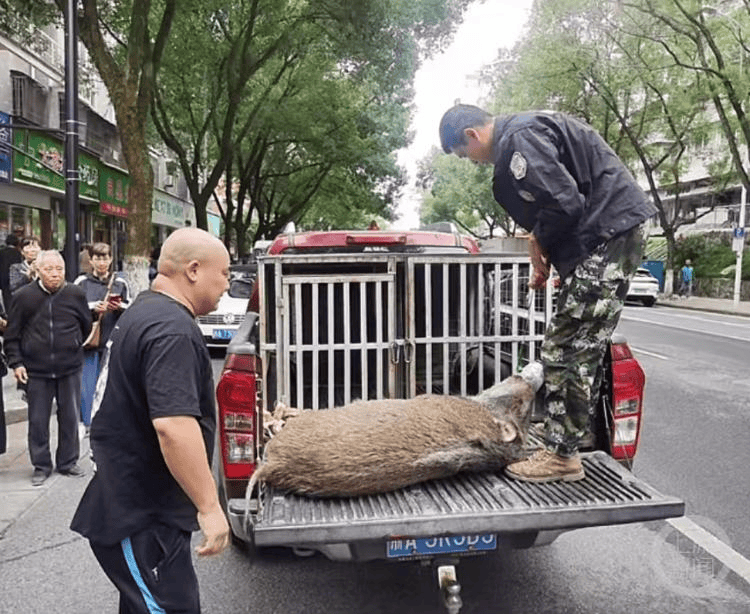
left=229, top=451, right=684, bottom=559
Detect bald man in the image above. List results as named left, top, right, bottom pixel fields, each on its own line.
left=72, top=228, right=231, bottom=614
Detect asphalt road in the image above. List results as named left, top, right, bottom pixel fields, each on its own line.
left=617, top=304, right=750, bottom=561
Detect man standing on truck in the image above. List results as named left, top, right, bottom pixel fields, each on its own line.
left=439, top=104, right=656, bottom=482
left=71, top=228, right=231, bottom=613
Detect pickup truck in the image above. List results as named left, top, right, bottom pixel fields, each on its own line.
left=215, top=226, right=684, bottom=613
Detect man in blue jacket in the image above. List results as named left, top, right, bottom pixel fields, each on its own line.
left=5, top=250, right=91, bottom=485
left=439, top=104, right=656, bottom=482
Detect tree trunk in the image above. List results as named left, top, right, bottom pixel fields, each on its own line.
left=117, top=111, right=153, bottom=294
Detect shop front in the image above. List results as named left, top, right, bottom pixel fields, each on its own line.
left=152, top=188, right=195, bottom=248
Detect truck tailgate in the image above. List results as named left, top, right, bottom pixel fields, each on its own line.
left=244, top=452, right=684, bottom=547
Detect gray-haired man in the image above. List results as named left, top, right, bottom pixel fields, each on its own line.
left=5, top=250, right=91, bottom=485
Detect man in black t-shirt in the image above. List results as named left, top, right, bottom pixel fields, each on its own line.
left=71, top=228, right=231, bottom=614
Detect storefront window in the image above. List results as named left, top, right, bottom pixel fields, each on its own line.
left=11, top=206, right=28, bottom=238
left=92, top=212, right=111, bottom=245
left=55, top=214, right=66, bottom=251
left=31, top=208, right=41, bottom=240
left=0, top=207, right=8, bottom=242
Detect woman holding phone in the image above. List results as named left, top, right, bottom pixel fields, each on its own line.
left=74, top=242, right=130, bottom=429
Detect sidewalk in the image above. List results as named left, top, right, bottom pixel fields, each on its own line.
left=657, top=294, right=750, bottom=317
left=0, top=376, right=89, bottom=538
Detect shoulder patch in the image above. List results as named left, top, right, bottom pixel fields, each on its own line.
left=510, top=152, right=527, bottom=180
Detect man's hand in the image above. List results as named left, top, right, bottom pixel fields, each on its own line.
left=195, top=505, right=230, bottom=557
left=527, top=234, right=550, bottom=290
left=13, top=365, right=28, bottom=385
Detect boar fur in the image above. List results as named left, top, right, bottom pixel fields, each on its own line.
left=249, top=363, right=544, bottom=498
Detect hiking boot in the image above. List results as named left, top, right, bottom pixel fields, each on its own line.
left=505, top=449, right=585, bottom=483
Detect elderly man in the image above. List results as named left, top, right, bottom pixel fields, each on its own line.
left=5, top=250, right=91, bottom=485
left=439, top=104, right=655, bottom=482
left=71, top=228, right=230, bottom=614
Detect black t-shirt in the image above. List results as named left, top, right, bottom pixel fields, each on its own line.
left=71, top=291, right=216, bottom=545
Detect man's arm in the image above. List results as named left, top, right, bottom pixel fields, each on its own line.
left=152, top=415, right=229, bottom=556
left=528, top=234, right=550, bottom=289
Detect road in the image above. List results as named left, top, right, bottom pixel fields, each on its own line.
left=1, top=332, right=750, bottom=613
left=617, top=304, right=750, bottom=561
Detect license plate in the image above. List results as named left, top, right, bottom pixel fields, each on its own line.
left=212, top=329, right=234, bottom=340
left=386, top=534, right=497, bottom=559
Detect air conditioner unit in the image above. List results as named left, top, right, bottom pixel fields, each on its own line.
left=164, top=174, right=174, bottom=188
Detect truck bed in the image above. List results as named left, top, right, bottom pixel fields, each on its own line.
left=232, top=452, right=683, bottom=553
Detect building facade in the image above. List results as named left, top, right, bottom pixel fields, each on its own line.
left=0, top=19, right=214, bottom=272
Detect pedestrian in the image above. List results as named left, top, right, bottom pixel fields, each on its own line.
left=8, top=237, right=40, bottom=296
left=148, top=244, right=161, bottom=284
left=74, top=242, right=130, bottom=428
left=439, top=104, right=656, bottom=482
left=71, top=227, right=230, bottom=614
left=679, top=259, right=694, bottom=297
left=79, top=243, right=93, bottom=276
left=0, top=234, right=23, bottom=311
left=4, top=250, right=91, bottom=485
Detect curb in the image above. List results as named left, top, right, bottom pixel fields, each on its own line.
left=656, top=298, right=750, bottom=318
left=5, top=406, right=27, bottom=425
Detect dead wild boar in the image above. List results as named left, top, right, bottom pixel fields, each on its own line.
left=251, top=363, right=543, bottom=497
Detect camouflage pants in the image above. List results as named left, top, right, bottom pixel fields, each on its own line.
left=542, top=223, right=646, bottom=457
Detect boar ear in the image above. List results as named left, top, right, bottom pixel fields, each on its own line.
left=494, top=418, right=518, bottom=443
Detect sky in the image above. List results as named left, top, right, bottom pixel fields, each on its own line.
left=393, top=0, right=534, bottom=229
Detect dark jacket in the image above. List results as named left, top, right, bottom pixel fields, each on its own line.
left=5, top=280, right=92, bottom=378
left=74, top=272, right=130, bottom=350
left=491, top=112, right=657, bottom=279
left=0, top=246, right=22, bottom=290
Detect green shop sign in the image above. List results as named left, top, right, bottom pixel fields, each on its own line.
left=12, top=129, right=100, bottom=200
left=99, top=164, right=130, bottom=217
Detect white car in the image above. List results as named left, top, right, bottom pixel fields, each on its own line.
left=626, top=267, right=659, bottom=307
left=197, top=267, right=255, bottom=345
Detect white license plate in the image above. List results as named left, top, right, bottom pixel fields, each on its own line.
left=386, top=534, right=497, bottom=559
left=212, top=329, right=234, bottom=340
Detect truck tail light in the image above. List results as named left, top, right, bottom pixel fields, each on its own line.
left=609, top=341, right=645, bottom=461
left=216, top=358, right=258, bottom=480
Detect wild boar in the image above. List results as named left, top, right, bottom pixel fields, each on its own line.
left=250, top=363, right=544, bottom=497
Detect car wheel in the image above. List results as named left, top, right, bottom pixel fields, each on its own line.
left=641, top=297, right=656, bottom=307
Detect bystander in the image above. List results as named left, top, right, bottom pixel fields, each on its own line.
left=75, top=242, right=129, bottom=428
left=4, top=250, right=91, bottom=485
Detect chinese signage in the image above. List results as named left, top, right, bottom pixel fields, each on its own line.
left=0, top=112, right=11, bottom=184
left=99, top=164, right=130, bottom=218
left=152, top=190, right=186, bottom=228
left=13, top=129, right=65, bottom=191
left=10, top=128, right=100, bottom=200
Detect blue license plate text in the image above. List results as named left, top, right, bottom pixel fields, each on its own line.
left=386, top=534, right=497, bottom=558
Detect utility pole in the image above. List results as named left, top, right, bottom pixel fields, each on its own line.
left=63, top=0, right=80, bottom=281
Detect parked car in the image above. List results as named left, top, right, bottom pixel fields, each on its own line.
left=627, top=267, right=659, bottom=306
left=197, top=264, right=255, bottom=345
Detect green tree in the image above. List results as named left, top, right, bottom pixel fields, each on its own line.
left=420, top=148, right=515, bottom=238
left=151, top=0, right=472, bottom=257
left=484, top=0, right=736, bottom=293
